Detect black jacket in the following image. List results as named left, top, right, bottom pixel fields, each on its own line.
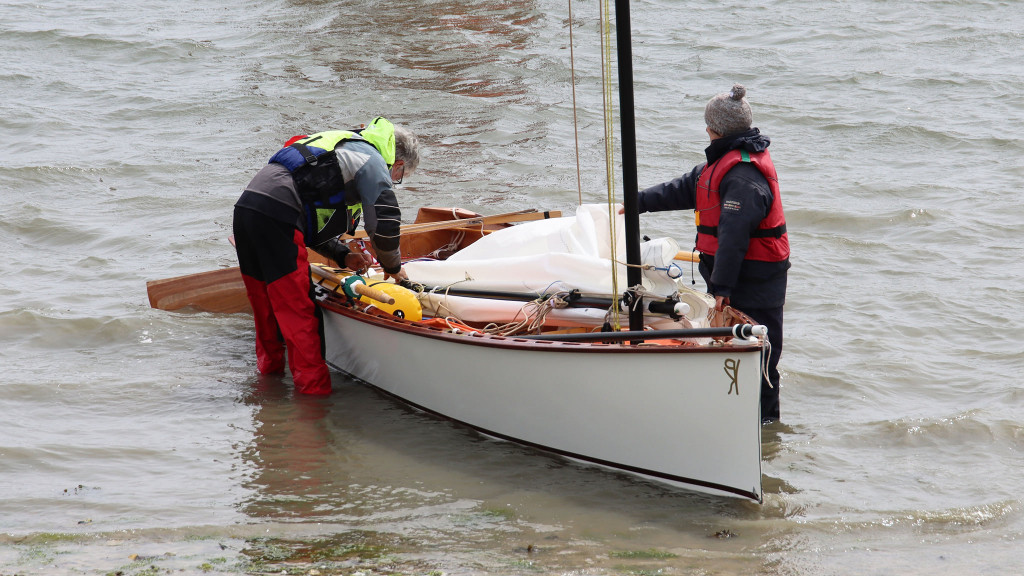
left=637, top=128, right=789, bottom=309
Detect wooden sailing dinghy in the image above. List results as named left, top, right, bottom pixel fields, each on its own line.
left=315, top=205, right=767, bottom=502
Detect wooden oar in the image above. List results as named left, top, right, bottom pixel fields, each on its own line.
left=344, top=209, right=561, bottom=240
left=147, top=209, right=563, bottom=313
left=145, top=264, right=396, bottom=312
left=146, top=267, right=251, bottom=313
left=675, top=250, right=699, bottom=263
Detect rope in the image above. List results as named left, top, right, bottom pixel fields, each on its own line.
left=481, top=297, right=563, bottom=336
left=598, top=0, right=622, bottom=331
left=568, top=0, right=583, bottom=205
left=407, top=278, right=586, bottom=337
left=406, top=280, right=572, bottom=337
left=612, top=257, right=684, bottom=279
left=426, top=229, right=466, bottom=259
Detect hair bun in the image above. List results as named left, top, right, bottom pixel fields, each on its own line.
left=730, top=84, right=746, bottom=100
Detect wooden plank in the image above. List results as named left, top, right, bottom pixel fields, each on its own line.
left=345, top=209, right=562, bottom=239
left=146, top=267, right=250, bottom=313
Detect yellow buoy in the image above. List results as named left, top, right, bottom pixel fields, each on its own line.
left=359, top=281, right=423, bottom=321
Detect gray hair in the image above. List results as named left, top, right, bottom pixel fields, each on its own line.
left=704, top=84, right=753, bottom=137
left=394, top=125, right=421, bottom=172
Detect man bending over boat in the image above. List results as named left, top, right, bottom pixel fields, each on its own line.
left=232, top=117, right=421, bottom=395
left=635, top=85, right=790, bottom=423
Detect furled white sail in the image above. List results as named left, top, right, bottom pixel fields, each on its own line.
left=392, top=204, right=712, bottom=327
left=403, top=204, right=682, bottom=297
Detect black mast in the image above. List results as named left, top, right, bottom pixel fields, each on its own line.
left=613, top=0, right=644, bottom=333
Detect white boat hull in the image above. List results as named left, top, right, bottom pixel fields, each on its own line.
left=322, top=303, right=764, bottom=501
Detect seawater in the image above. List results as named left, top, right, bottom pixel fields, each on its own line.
left=1, top=0, right=1023, bottom=574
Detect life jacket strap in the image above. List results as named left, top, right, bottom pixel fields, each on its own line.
left=291, top=135, right=324, bottom=165
left=697, top=223, right=787, bottom=238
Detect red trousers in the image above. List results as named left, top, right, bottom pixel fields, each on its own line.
left=233, top=207, right=331, bottom=395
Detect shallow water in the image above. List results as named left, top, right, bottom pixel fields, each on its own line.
left=2, top=0, right=1023, bottom=574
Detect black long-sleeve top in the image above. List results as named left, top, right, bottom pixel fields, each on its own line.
left=637, top=128, right=789, bottom=309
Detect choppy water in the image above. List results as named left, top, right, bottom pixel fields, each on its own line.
left=2, top=0, right=1023, bottom=574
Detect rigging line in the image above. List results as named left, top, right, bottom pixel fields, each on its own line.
left=598, top=0, right=622, bottom=330
left=611, top=257, right=684, bottom=279
left=567, top=0, right=583, bottom=205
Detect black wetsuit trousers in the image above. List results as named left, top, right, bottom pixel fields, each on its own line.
left=739, top=306, right=783, bottom=421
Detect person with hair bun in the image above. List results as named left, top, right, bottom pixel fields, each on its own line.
left=636, top=85, right=790, bottom=423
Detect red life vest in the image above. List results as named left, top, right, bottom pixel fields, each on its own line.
left=694, top=149, right=789, bottom=262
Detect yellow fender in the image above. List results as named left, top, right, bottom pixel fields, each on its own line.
left=360, top=281, right=423, bottom=321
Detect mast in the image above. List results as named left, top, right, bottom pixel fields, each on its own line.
left=613, top=0, right=644, bottom=333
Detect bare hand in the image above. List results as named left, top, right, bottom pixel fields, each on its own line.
left=343, top=252, right=373, bottom=274
left=710, top=295, right=731, bottom=330
left=384, top=267, right=409, bottom=283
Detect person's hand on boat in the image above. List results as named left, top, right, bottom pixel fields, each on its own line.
left=343, top=251, right=373, bottom=274
left=384, top=267, right=409, bottom=283
left=710, top=296, right=731, bottom=330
